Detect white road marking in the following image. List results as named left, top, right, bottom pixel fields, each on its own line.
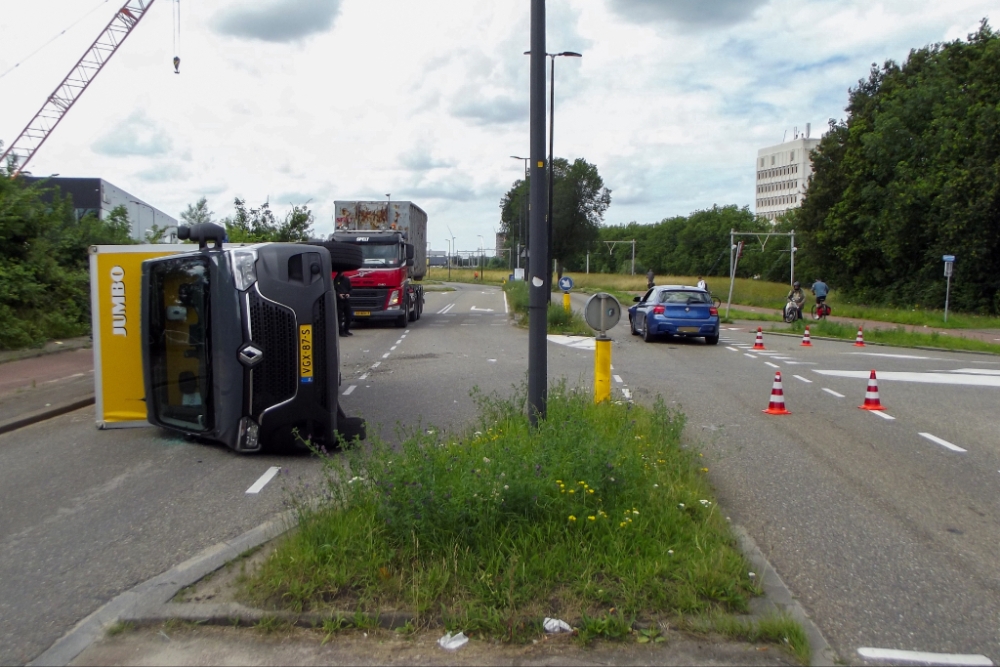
left=918, top=432, right=966, bottom=453
left=726, top=346, right=739, bottom=352
left=946, top=368, right=1000, bottom=375
left=488, top=359, right=497, bottom=363
left=765, top=362, right=780, bottom=369
left=744, top=353, right=757, bottom=359
left=856, top=647, right=992, bottom=665
left=396, top=339, right=403, bottom=344
left=756, top=351, right=782, bottom=356
left=359, top=373, right=368, bottom=380
left=372, top=362, right=381, bottom=368
left=343, top=385, right=356, bottom=396
left=41, top=372, right=87, bottom=384
left=401, top=334, right=407, bottom=338
left=503, top=292, right=509, bottom=314
left=821, top=388, right=844, bottom=397
left=613, top=375, right=623, bottom=384
left=390, top=346, right=398, bottom=351
left=405, top=329, right=410, bottom=333
left=848, top=352, right=940, bottom=360
left=793, top=375, right=812, bottom=383
left=382, top=352, right=390, bottom=358
left=436, top=303, right=455, bottom=315
left=547, top=335, right=596, bottom=350
left=246, top=467, right=281, bottom=495
left=470, top=306, right=494, bottom=312
left=813, top=370, right=1000, bottom=387
left=869, top=410, right=896, bottom=420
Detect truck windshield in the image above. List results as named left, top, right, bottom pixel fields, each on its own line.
left=360, top=243, right=400, bottom=266
left=146, top=256, right=213, bottom=432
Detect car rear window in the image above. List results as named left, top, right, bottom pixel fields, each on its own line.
left=659, top=290, right=711, bottom=304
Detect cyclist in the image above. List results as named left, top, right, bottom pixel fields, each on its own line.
left=787, top=281, right=806, bottom=320
left=811, top=278, right=829, bottom=316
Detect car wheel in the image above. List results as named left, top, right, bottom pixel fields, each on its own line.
left=642, top=318, right=656, bottom=343
left=629, top=315, right=638, bottom=336
left=705, top=334, right=719, bottom=345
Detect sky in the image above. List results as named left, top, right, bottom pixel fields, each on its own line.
left=0, top=0, right=992, bottom=254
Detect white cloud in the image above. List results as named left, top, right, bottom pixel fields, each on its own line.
left=0, top=0, right=994, bottom=250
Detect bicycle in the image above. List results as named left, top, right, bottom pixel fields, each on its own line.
left=810, top=299, right=831, bottom=320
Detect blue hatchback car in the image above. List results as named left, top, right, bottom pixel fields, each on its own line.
left=628, top=285, right=720, bottom=344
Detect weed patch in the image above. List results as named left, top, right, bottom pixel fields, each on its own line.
left=244, top=384, right=760, bottom=641
left=503, top=281, right=593, bottom=335
left=778, top=320, right=1000, bottom=355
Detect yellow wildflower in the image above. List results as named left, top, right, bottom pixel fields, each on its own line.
left=568, top=515, right=577, bottom=522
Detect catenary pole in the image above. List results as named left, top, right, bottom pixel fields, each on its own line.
left=528, top=0, right=548, bottom=425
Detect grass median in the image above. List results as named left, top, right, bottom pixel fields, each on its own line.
left=241, top=385, right=808, bottom=660
left=777, top=319, right=1000, bottom=354
left=503, top=280, right=594, bottom=336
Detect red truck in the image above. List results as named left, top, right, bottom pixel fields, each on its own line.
left=332, top=200, right=427, bottom=327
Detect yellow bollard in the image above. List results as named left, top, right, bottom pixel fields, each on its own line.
left=594, top=336, right=611, bottom=403
left=563, top=291, right=571, bottom=313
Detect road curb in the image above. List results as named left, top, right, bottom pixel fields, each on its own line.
left=27, top=511, right=296, bottom=667
left=0, top=396, right=96, bottom=436
left=733, top=525, right=838, bottom=666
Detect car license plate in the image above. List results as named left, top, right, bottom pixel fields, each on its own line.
left=353, top=311, right=371, bottom=317
left=679, top=326, right=699, bottom=333
left=299, top=325, right=314, bottom=383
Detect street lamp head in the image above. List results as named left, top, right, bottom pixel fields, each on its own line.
left=558, top=51, right=582, bottom=58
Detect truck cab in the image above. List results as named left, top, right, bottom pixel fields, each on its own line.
left=140, top=223, right=365, bottom=453
left=332, top=231, right=423, bottom=327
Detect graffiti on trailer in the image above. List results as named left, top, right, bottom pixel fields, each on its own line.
left=336, top=202, right=400, bottom=230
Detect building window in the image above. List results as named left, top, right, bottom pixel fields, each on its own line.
left=790, top=150, right=795, bottom=161
left=771, top=156, right=775, bottom=165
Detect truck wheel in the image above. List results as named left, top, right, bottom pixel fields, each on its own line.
left=408, top=293, right=418, bottom=322
left=310, top=241, right=363, bottom=272
left=396, top=297, right=408, bottom=327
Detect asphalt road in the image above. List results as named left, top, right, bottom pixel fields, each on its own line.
left=591, top=296, right=1000, bottom=665
left=4, top=284, right=1000, bottom=665
left=0, top=283, right=593, bottom=666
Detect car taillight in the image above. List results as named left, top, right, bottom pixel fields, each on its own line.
left=710, top=307, right=718, bottom=316
left=652, top=305, right=665, bottom=315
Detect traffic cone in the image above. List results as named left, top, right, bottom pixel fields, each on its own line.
left=763, top=371, right=790, bottom=415
left=752, top=327, right=766, bottom=350
left=858, top=369, right=885, bottom=411
left=854, top=326, right=866, bottom=347
left=801, top=326, right=813, bottom=347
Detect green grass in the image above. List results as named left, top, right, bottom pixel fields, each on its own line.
left=725, top=309, right=783, bottom=323
left=777, top=320, right=1000, bottom=354
left=683, top=611, right=811, bottom=664
left=503, top=281, right=594, bottom=336
left=242, top=385, right=788, bottom=647
left=105, top=621, right=135, bottom=637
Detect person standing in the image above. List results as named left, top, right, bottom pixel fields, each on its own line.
left=696, top=276, right=707, bottom=290
left=646, top=268, right=655, bottom=290
left=333, top=272, right=353, bottom=336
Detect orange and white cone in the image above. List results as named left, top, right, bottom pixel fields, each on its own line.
left=753, top=327, right=766, bottom=350
left=763, top=371, right=790, bottom=415
left=854, top=326, right=866, bottom=347
left=858, top=369, right=885, bottom=411
left=801, top=326, right=813, bottom=347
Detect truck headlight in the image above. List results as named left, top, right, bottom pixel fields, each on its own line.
left=387, top=289, right=401, bottom=307
left=231, top=249, right=258, bottom=291
left=237, top=417, right=260, bottom=452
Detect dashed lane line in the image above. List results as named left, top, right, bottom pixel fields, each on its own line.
left=821, top=388, right=844, bottom=398
left=918, top=432, right=967, bottom=453
left=856, top=647, right=992, bottom=666
left=869, top=410, right=896, bottom=421
left=764, top=362, right=780, bottom=369
left=342, top=385, right=356, bottom=396
left=613, top=375, right=623, bottom=384
left=793, top=375, right=812, bottom=383
left=744, top=353, right=757, bottom=359
left=246, top=467, right=281, bottom=495
left=726, top=346, right=739, bottom=352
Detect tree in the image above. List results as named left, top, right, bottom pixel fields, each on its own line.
left=798, top=21, right=1000, bottom=312
left=180, top=197, right=215, bottom=226
left=498, top=157, right=611, bottom=277
left=221, top=198, right=313, bottom=243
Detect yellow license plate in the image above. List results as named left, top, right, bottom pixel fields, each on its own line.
left=679, top=326, right=699, bottom=333
left=299, top=325, right=314, bottom=383
left=353, top=311, right=371, bottom=317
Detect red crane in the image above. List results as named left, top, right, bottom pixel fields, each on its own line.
left=0, top=0, right=158, bottom=175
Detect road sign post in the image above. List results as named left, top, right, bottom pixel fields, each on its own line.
left=584, top=293, right=621, bottom=403
left=943, top=255, right=955, bottom=322
left=559, top=276, right=574, bottom=313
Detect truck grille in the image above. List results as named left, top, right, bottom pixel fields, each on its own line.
left=248, top=291, right=297, bottom=415
left=351, top=288, right=387, bottom=310
left=312, top=296, right=328, bottom=408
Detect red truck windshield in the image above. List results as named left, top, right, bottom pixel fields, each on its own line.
left=359, top=243, right=401, bottom=267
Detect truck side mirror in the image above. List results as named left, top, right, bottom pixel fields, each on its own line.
left=404, top=243, right=415, bottom=260
left=406, top=259, right=414, bottom=267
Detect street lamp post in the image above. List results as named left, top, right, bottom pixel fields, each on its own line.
left=523, top=50, right=582, bottom=301
left=445, top=238, right=452, bottom=281
left=385, top=193, right=391, bottom=227
left=510, top=155, right=530, bottom=274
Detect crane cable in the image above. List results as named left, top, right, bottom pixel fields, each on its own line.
left=0, top=0, right=113, bottom=82
left=172, top=0, right=181, bottom=73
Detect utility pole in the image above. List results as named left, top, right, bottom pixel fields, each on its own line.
left=528, top=0, right=547, bottom=425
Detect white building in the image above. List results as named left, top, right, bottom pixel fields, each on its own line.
left=755, top=125, right=821, bottom=222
